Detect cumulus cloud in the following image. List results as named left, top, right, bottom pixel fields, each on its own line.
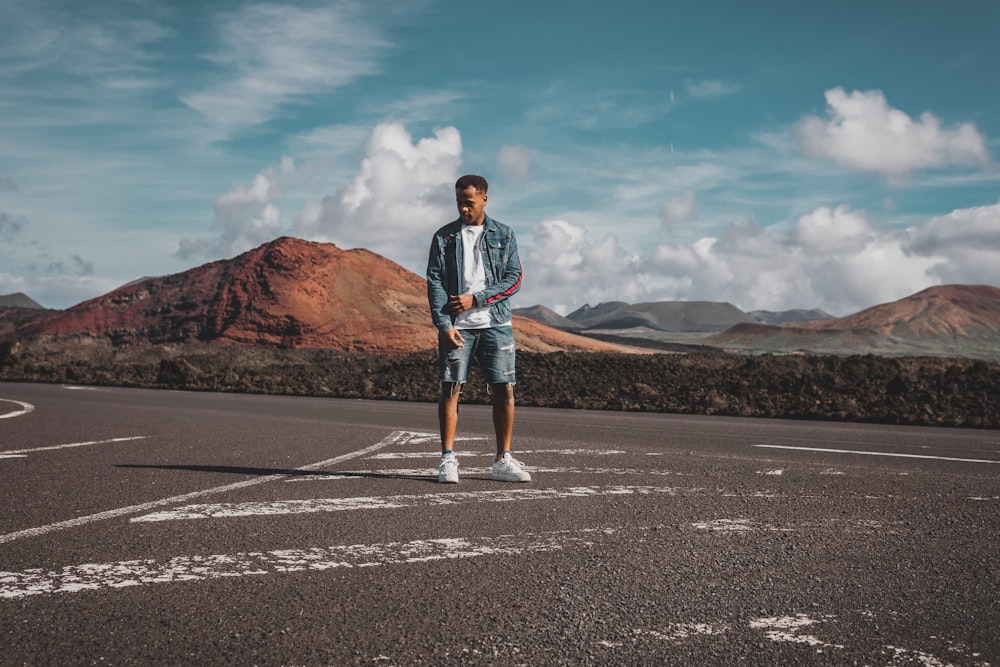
left=904, top=198, right=1000, bottom=286
left=523, top=219, right=646, bottom=311
left=182, top=3, right=387, bottom=137
left=496, top=145, right=533, bottom=182
left=293, top=123, right=462, bottom=269
left=176, top=157, right=296, bottom=260
left=518, top=203, right=959, bottom=317
left=793, top=88, right=992, bottom=177
left=790, top=204, right=874, bottom=255
left=659, top=189, right=699, bottom=231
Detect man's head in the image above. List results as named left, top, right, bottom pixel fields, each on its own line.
left=455, top=174, right=488, bottom=225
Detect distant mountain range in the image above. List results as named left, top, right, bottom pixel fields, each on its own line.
left=515, top=289, right=1000, bottom=360
left=515, top=301, right=833, bottom=331
left=706, top=284, right=1000, bottom=359
left=3, top=238, right=1000, bottom=359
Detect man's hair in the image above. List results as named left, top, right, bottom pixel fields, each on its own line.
left=455, top=174, right=488, bottom=193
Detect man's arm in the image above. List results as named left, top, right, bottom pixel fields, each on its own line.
left=473, top=231, right=522, bottom=307
left=426, top=235, right=454, bottom=334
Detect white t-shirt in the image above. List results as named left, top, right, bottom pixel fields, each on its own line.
left=454, top=224, right=494, bottom=329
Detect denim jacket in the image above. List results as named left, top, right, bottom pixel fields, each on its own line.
left=426, top=214, right=523, bottom=334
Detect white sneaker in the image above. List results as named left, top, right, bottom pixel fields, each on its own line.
left=491, top=452, right=531, bottom=482
left=438, top=453, right=459, bottom=483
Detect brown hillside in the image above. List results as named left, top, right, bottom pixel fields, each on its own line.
left=18, top=237, right=629, bottom=355
left=794, top=284, right=1000, bottom=337
left=707, top=284, right=1000, bottom=359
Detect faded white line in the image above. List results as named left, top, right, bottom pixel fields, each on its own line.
left=753, top=444, right=1000, bottom=464
left=0, top=430, right=413, bottom=545
left=2, top=436, right=148, bottom=457
left=750, top=614, right=845, bottom=650
left=369, top=449, right=625, bottom=460
left=0, top=528, right=611, bottom=600
left=286, top=466, right=683, bottom=480
left=0, top=399, right=34, bottom=420
left=132, top=485, right=684, bottom=522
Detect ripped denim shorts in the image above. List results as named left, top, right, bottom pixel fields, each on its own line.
left=439, top=325, right=516, bottom=385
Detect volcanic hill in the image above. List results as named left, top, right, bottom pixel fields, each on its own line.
left=708, top=284, right=1000, bottom=359
left=11, top=237, right=627, bottom=355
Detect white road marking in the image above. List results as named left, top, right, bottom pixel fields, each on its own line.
left=753, top=444, right=1000, bottom=464
left=1, top=436, right=147, bottom=457
left=0, top=399, right=34, bottom=420
left=0, top=527, right=612, bottom=600
left=369, top=449, right=625, bottom=459
left=631, top=624, right=729, bottom=642
left=0, top=430, right=413, bottom=545
left=286, top=466, right=683, bottom=480
left=132, top=485, right=685, bottom=522
left=749, top=614, right=845, bottom=650
left=607, top=613, right=969, bottom=664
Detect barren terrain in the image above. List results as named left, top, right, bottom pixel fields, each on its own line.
left=2, top=341, right=997, bottom=429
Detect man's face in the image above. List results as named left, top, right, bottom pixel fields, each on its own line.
left=456, top=185, right=487, bottom=225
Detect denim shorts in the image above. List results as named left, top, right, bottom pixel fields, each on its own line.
left=439, top=325, right=516, bottom=385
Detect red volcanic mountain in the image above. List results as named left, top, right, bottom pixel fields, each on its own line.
left=708, top=284, right=1000, bottom=359
left=798, top=284, right=1000, bottom=338
left=17, top=237, right=628, bottom=355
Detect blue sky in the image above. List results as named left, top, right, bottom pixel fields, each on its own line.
left=1, top=0, right=998, bottom=316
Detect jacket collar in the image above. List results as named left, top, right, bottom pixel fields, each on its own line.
left=448, top=214, right=496, bottom=234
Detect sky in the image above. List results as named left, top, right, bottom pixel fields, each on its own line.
left=1, top=0, right=998, bottom=317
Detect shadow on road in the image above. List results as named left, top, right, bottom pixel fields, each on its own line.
left=115, top=463, right=436, bottom=483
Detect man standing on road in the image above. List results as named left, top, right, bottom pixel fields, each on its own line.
left=426, top=174, right=531, bottom=484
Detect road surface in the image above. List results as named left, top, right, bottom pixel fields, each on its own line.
left=1, top=381, right=998, bottom=665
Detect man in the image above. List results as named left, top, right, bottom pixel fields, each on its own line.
left=426, top=174, right=530, bottom=484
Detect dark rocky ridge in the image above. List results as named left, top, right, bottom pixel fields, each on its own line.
left=2, top=341, right=997, bottom=429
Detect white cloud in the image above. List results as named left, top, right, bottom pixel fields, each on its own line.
left=519, top=203, right=957, bottom=317
left=176, top=157, right=296, bottom=260
left=790, top=204, right=873, bottom=255
left=794, top=88, right=992, bottom=177
left=292, top=122, right=462, bottom=270
left=522, top=219, right=645, bottom=310
left=182, top=3, right=387, bottom=137
left=659, top=189, right=699, bottom=230
left=904, top=198, right=1000, bottom=286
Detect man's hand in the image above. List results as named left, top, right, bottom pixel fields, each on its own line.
left=442, top=328, right=465, bottom=349
left=447, top=293, right=475, bottom=314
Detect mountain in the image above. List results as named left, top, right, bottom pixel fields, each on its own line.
left=567, top=300, right=757, bottom=332
left=11, top=237, right=629, bottom=355
left=707, top=284, right=1000, bottom=359
left=0, top=292, right=44, bottom=309
left=513, top=305, right=582, bottom=330
left=750, top=308, right=835, bottom=325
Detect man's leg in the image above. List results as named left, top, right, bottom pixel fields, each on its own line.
left=438, top=382, right=461, bottom=454
left=491, top=382, right=514, bottom=459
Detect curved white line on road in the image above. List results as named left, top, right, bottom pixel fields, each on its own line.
left=0, top=430, right=414, bottom=545
left=0, top=399, right=34, bottom=420
left=753, top=444, right=1000, bottom=464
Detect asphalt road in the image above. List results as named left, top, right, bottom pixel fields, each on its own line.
left=1, top=381, right=998, bottom=666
